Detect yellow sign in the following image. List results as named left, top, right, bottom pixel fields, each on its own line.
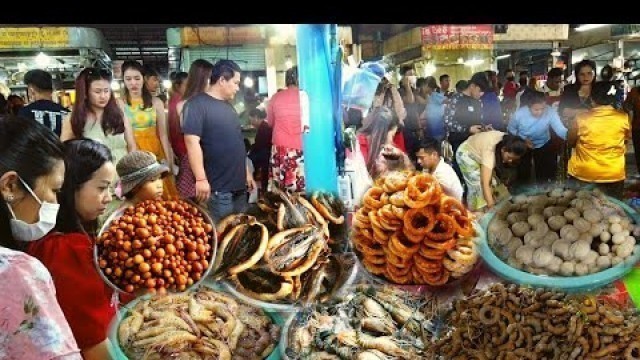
left=181, top=26, right=263, bottom=46
left=0, top=27, right=69, bottom=49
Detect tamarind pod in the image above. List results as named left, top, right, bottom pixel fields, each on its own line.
left=523, top=302, right=542, bottom=314
left=588, top=343, right=620, bottom=358
left=588, top=313, right=601, bottom=322
left=543, top=319, right=567, bottom=335
left=513, top=348, right=536, bottom=360
left=603, top=310, right=625, bottom=325
left=538, top=291, right=554, bottom=301
left=495, top=320, right=509, bottom=345
left=577, top=336, right=590, bottom=356
left=574, top=320, right=584, bottom=341
left=568, top=315, right=578, bottom=341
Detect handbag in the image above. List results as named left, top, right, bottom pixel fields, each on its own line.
left=441, top=131, right=454, bottom=163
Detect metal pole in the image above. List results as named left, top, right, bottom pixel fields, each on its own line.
left=296, top=24, right=339, bottom=195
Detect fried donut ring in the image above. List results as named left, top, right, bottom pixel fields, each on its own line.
left=410, top=267, right=425, bottom=284
left=440, top=196, right=467, bottom=217
left=413, top=254, right=443, bottom=273
left=418, top=246, right=447, bottom=260
left=403, top=207, right=437, bottom=239
left=354, top=208, right=371, bottom=227
left=362, top=258, right=386, bottom=275
left=404, top=173, right=441, bottom=207
left=386, top=236, right=415, bottom=261
left=447, top=246, right=477, bottom=266
left=378, top=215, right=402, bottom=232
left=390, top=231, right=421, bottom=255
left=356, top=227, right=374, bottom=241
left=385, top=263, right=413, bottom=284
left=382, top=171, right=410, bottom=193
left=363, top=187, right=385, bottom=209
left=362, top=253, right=386, bottom=265
left=452, top=214, right=475, bottom=238
left=422, top=267, right=450, bottom=286
left=402, top=227, right=424, bottom=243
left=442, top=257, right=474, bottom=274
left=391, top=205, right=405, bottom=220
left=385, top=248, right=413, bottom=268
left=425, top=213, right=457, bottom=241
left=357, top=239, right=386, bottom=257
left=423, top=237, right=457, bottom=251
left=379, top=192, right=390, bottom=206
left=385, top=261, right=412, bottom=276
left=389, top=191, right=406, bottom=207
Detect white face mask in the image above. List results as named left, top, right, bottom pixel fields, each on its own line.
left=6, top=177, right=59, bottom=242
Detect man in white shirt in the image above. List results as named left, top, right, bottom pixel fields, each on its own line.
left=415, top=138, right=464, bottom=201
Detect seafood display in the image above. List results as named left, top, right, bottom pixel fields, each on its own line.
left=352, top=171, right=479, bottom=286
left=214, top=190, right=350, bottom=304
left=117, top=287, right=280, bottom=360
left=488, top=188, right=640, bottom=276
left=285, top=285, right=438, bottom=359
left=431, top=283, right=640, bottom=359
left=96, top=199, right=214, bottom=293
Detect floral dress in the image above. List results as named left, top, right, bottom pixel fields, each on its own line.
left=0, top=246, right=81, bottom=360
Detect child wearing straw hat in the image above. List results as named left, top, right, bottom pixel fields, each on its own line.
left=116, top=150, right=171, bottom=205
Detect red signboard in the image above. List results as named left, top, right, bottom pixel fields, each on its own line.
left=421, top=25, right=494, bottom=50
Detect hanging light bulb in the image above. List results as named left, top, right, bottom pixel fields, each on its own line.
left=111, top=80, right=121, bottom=91
left=244, top=76, right=254, bottom=88
left=285, top=55, right=293, bottom=69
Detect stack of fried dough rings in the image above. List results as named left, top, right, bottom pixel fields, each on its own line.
left=352, top=171, right=478, bottom=286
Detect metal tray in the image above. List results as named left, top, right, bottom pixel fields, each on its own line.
left=94, top=199, right=218, bottom=295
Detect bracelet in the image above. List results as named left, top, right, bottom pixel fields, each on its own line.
left=196, top=178, right=208, bottom=182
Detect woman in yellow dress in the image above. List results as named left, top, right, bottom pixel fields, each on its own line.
left=118, top=60, right=178, bottom=199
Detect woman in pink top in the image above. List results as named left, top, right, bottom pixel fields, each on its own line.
left=0, top=116, right=82, bottom=360
left=267, top=66, right=305, bottom=193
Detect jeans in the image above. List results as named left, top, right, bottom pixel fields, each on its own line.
left=209, top=190, right=248, bottom=223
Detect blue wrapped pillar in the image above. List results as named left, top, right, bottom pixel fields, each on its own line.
left=296, top=24, right=339, bottom=195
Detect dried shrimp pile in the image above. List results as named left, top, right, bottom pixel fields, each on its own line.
left=214, top=190, right=348, bottom=304
left=97, top=199, right=214, bottom=293
left=118, top=287, right=280, bottom=360
left=352, top=171, right=478, bottom=286
left=489, top=188, right=640, bottom=276
left=288, top=285, right=437, bottom=360
left=431, top=283, right=640, bottom=360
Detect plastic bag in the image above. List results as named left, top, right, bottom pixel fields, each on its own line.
left=341, top=62, right=382, bottom=118
left=348, top=136, right=373, bottom=206
left=441, top=136, right=454, bottom=163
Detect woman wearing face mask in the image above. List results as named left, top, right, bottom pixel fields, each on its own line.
left=0, top=116, right=82, bottom=359
left=508, top=91, right=568, bottom=184
left=119, top=60, right=178, bottom=199
left=27, top=139, right=117, bottom=360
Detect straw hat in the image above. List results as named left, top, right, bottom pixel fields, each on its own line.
left=116, top=150, right=169, bottom=196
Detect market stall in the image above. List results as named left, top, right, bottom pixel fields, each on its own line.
left=83, top=24, right=640, bottom=360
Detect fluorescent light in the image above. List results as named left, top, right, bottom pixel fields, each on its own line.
left=575, top=24, right=609, bottom=32
left=457, top=57, right=464, bottom=64
left=35, top=52, right=50, bottom=68
left=551, top=50, right=562, bottom=57
left=496, top=54, right=511, bottom=60
left=162, top=79, right=172, bottom=89
left=424, top=63, right=436, bottom=76
left=464, top=58, right=484, bottom=67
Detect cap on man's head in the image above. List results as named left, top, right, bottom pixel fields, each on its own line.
left=24, top=69, right=53, bottom=91
left=469, top=72, right=489, bottom=92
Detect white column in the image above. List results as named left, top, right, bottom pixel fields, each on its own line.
left=264, top=47, right=278, bottom=98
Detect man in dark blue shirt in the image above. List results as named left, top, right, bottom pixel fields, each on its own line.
left=18, top=69, right=69, bottom=136
left=183, top=59, right=255, bottom=222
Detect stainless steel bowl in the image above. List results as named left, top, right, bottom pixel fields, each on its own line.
left=94, top=199, right=218, bottom=295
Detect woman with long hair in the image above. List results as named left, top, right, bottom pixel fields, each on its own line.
left=176, top=59, right=214, bottom=200
left=61, top=67, right=136, bottom=165
left=27, top=138, right=117, bottom=360
left=0, top=116, right=82, bottom=359
left=357, top=106, right=411, bottom=178
left=119, top=60, right=178, bottom=199
left=557, top=59, right=597, bottom=181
